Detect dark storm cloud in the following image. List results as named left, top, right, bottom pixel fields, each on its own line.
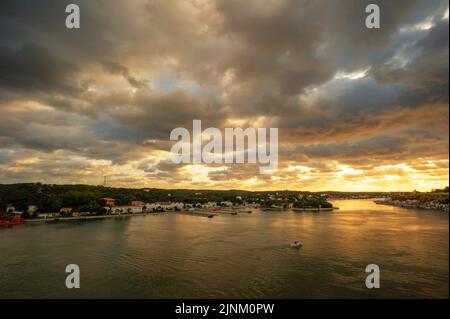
left=217, top=0, right=449, bottom=117
left=372, top=19, right=449, bottom=88
left=0, top=0, right=448, bottom=188
left=0, top=0, right=134, bottom=61
left=101, top=88, right=228, bottom=139
left=0, top=44, right=81, bottom=96
left=141, top=159, right=182, bottom=176
left=102, top=62, right=149, bottom=89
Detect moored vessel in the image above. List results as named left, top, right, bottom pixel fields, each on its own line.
left=0, top=215, right=27, bottom=227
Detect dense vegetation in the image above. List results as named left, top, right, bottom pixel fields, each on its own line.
left=293, top=195, right=333, bottom=208
left=0, top=183, right=313, bottom=215
left=432, top=186, right=449, bottom=193
left=1, top=183, right=446, bottom=216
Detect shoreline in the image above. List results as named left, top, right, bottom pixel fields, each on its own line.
left=292, top=207, right=339, bottom=212
left=24, top=209, right=233, bottom=224
left=25, top=212, right=153, bottom=223
left=374, top=200, right=449, bottom=212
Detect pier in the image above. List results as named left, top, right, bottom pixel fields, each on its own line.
left=175, top=210, right=218, bottom=218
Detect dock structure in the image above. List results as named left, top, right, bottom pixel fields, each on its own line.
left=234, top=209, right=252, bottom=214
left=176, top=210, right=218, bottom=218
left=25, top=213, right=150, bottom=223
left=23, top=207, right=254, bottom=225
left=213, top=210, right=238, bottom=215
left=217, top=208, right=252, bottom=214
left=292, top=207, right=338, bottom=212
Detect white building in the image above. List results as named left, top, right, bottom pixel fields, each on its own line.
left=27, top=205, right=38, bottom=215
left=37, top=212, right=60, bottom=218
left=146, top=202, right=185, bottom=211
left=202, top=201, right=217, bottom=209
left=145, top=202, right=172, bottom=211
left=173, top=202, right=184, bottom=210
left=220, top=201, right=233, bottom=207
left=60, top=207, right=73, bottom=215
left=110, top=206, right=143, bottom=215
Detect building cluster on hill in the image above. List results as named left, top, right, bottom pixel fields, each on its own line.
left=375, top=192, right=449, bottom=212
left=1, top=192, right=336, bottom=219
left=1, top=196, right=259, bottom=219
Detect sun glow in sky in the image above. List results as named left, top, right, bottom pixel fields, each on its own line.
left=0, top=0, right=448, bottom=191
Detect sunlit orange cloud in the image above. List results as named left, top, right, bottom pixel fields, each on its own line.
left=0, top=0, right=448, bottom=191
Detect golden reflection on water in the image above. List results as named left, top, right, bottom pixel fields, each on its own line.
left=0, top=200, right=448, bottom=298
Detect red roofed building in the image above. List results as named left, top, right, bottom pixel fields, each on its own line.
left=131, top=201, right=145, bottom=207
left=101, top=197, right=116, bottom=207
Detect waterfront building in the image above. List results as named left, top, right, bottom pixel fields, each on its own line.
left=60, top=207, right=73, bottom=215
left=131, top=200, right=145, bottom=207
left=27, top=205, right=38, bottom=215
left=145, top=202, right=184, bottom=211
left=101, top=197, right=116, bottom=206
left=220, top=201, right=233, bottom=207
left=37, top=212, right=60, bottom=219
left=110, top=205, right=143, bottom=215
left=157, top=202, right=175, bottom=210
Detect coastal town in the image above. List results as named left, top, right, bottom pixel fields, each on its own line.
left=0, top=183, right=342, bottom=225
left=0, top=183, right=448, bottom=226
left=374, top=188, right=450, bottom=212
left=0, top=189, right=335, bottom=225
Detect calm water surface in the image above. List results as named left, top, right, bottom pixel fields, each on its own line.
left=0, top=200, right=448, bottom=298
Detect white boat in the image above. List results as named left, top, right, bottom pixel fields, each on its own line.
left=290, top=241, right=303, bottom=248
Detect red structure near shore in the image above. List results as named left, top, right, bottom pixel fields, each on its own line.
left=0, top=214, right=27, bottom=227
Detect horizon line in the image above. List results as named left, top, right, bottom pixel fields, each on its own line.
left=0, top=182, right=447, bottom=193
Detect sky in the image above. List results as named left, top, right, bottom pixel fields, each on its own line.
left=0, top=0, right=448, bottom=191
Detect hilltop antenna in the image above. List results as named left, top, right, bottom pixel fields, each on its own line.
left=103, top=175, right=107, bottom=187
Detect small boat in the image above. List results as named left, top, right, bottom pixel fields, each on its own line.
left=290, top=241, right=303, bottom=248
